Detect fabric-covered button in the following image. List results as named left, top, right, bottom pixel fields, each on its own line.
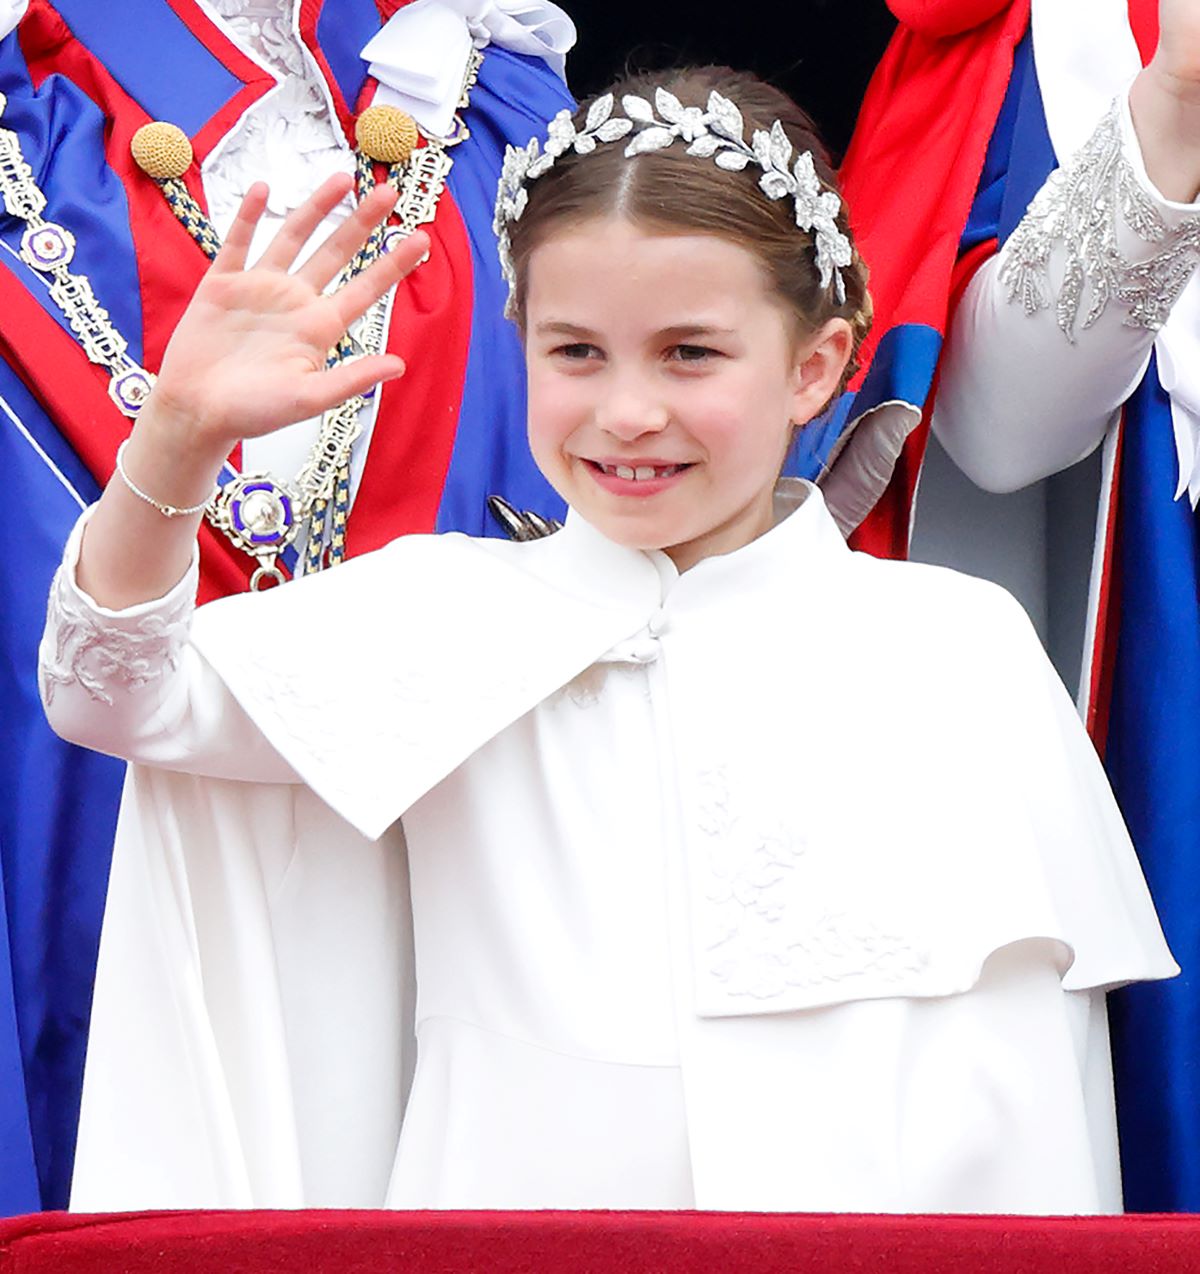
left=627, top=638, right=660, bottom=664
left=647, top=608, right=668, bottom=637
left=131, top=122, right=194, bottom=180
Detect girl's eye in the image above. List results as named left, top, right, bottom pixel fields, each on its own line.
left=669, top=344, right=720, bottom=363
left=553, top=342, right=601, bottom=361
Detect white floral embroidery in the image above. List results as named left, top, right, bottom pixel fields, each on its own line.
left=696, top=765, right=736, bottom=838
left=227, top=631, right=540, bottom=786
left=551, top=663, right=610, bottom=708
left=693, top=766, right=927, bottom=1001
left=40, top=566, right=192, bottom=706
left=1000, top=100, right=1200, bottom=339
left=547, top=661, right=653, bottom=709
left=234, top=662, right=349, bottom=768
left=708, top=911, right=929, bottom=1002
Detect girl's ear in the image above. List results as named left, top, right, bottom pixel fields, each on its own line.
left=789, top=318, right=854, bottom=427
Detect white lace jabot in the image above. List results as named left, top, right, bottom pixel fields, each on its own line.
left=202, top=0, right=355, bottom=237
left=364, top=0, right=575, bottom=135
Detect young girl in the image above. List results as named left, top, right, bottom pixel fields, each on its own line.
left=40, top=67, right=1175, bottom=1215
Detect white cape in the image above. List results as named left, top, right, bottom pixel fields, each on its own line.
left=55, top=489, right=1175, bottom=1211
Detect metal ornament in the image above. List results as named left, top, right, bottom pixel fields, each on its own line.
left=206, top=473, right=298, bottom=589
left=0, top=93, right=157, bottom=419
left=20, top=222, right=76, bottom=269
left=486, top=494, right=561, bottom=541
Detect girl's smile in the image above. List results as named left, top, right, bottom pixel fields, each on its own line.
left=583, top=458, right=696, bottom=497
left=523, top=216, right=851, bottom=572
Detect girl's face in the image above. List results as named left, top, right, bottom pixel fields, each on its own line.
left=523, top=217, right=852, bottom=571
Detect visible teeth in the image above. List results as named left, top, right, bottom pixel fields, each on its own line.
left=601, top=463, right=684, bottom=481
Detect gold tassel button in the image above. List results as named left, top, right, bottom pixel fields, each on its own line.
left=356, top=106, right=419, bottom=165
left=131, top=122, right=194, bottom=180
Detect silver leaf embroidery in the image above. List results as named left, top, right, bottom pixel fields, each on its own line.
left=1000, top=100, right=1200, bottom=339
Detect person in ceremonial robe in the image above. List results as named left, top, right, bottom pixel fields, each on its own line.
left=0, top=0, right=574, bottom=1213
left=840, top=0, right=1200, bottom=1210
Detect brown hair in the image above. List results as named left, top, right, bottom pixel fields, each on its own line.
left=506, top=66, right=873, bottom=389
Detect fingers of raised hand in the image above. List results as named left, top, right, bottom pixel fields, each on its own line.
left=328, top=230, right=431, bottom=331
left=294, top=183, right=402, bottom=292
left=255, top=172, right=358, bottom=274
left=1156, top=0, right=1200, bottom=86
left=286, top=354, right=407, bottom=422
left=210, top=182, right=269, bottom=275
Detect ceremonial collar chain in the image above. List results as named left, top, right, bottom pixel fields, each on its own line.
left=493, top=87, right=854, bottom=318
left=0, top=92, right=157, bottom=418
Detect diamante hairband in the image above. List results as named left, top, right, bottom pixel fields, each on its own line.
left=493, top=87, right=854, bottom=318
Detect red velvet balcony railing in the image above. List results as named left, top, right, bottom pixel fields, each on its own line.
left=3, top=1209, right=1200, bottom=1273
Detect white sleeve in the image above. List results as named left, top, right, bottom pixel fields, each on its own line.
left=933, top=94, right=1200, bottom=493
left=39, top=508, right=298, bottom=784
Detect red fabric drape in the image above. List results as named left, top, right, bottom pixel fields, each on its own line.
left=839, top=0, right=1031, bottom=558
left=4, top=1210, right=1200, bottom=1273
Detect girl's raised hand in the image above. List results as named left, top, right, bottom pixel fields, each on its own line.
left=1130, top=0, right=1200, bottom=202
left=1155, top=0, right=1200, bottom=96
left=149, top=174, right=429, bottom=447
left=75, top=175, right=428, bottom=609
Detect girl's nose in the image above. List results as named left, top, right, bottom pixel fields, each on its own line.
left=594, top=380, right=670, bottom=440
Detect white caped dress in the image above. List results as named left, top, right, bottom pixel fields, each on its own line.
left=40, top=484, right=1176, bottom=1212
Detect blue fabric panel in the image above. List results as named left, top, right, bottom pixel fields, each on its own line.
left=0, top=37, right=144, bottom=362
left=435, top=48, right=572, bottom=536
left=997, top=29, right=1056, bottom=243
left=961, top=28, right=1029, bottom=252
left=853, top=320, right=944, bottom=419
left=784, top=322, right=943, bottom=482
left=784, top=393, right=856, bottom=483
left=0, top=826, right=38, bottom=1217
left=0, top=358, right=124, bottom=1214
left=47, top=0, right=245, bottom=135
left=315, top=0, right=379, bottom=117
left=1106, top=358, right=1200, bottom=1213
left=960, top=29, right=1056, bottom=253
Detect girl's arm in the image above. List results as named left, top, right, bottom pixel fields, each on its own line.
left=42, top=176, right=429, bottom=776
left=41, top=515, right=299, bottom=782
left=79, top=176, right=429, bottom=609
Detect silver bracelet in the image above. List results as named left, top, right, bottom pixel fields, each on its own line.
left=114, top=438, right=218, bottom=519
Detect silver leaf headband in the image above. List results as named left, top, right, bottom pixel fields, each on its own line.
left=493, top=87, right=854, bottom=318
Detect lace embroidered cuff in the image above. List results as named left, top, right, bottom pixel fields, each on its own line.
left=999, top=96, right=1200, bottom=340
left=39, top=507, right=200, bottom=707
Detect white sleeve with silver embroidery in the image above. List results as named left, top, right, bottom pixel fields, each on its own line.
left=39, top=563, right=193, bottom=708
left=999, top=101, right=1200, bottom=340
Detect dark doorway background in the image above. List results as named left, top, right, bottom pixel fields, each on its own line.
left=562, top=2, right=898, bottom=161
